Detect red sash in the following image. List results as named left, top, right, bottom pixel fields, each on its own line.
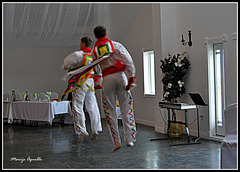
left=102, top=60, right=126, bottom=77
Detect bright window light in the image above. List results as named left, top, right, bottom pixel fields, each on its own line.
left=143, top=50, right=155, bottom=95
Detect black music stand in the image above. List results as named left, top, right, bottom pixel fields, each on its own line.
left=188, top=93, right=207, bottom=143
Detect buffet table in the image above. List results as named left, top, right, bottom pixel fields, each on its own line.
left=3, top=100, right=72, bottom=125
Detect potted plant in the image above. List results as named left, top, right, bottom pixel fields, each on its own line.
left=160, top=51, right=191, bottom=121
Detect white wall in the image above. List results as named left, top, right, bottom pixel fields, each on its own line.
left=109, top=3, right=156, bottom=126
left=3, top=45, right=75, bottom=96
left=108, top=3, right=237, bottom=139
left=172, top=3, right=237, bottom=138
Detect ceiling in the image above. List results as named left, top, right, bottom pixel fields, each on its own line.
left=3, top=3, right=96, bottom=46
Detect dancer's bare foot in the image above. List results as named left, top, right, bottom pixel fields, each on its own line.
left=91, top=132, right=99, bottom=140
left=77, top=133, right=89, bottom=144
left=112, top=144, right=122, bottom=152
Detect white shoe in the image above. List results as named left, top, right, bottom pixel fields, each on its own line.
left=112, top=144, right=122, bottom=152
left=126, top=141, right=134, bottom=147
left=91, top=132, right=99, bottom=140
left=77, top=133, right=89, bottom=144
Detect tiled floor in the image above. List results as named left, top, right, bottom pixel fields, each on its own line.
left=3, top=118, right=221, bottom=169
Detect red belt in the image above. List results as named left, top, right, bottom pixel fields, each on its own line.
left=102, top=60, right=126, bottom=77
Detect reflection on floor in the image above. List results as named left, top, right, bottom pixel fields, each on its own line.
left=3, top=118, right=221, bottom=169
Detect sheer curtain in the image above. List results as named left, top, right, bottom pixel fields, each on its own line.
left=3, top=3, right=95, bottom=46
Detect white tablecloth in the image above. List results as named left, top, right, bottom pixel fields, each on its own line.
left=3, top=100, right=72, bottom=125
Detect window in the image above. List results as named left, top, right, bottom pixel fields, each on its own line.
left=143, top=50, right=155, bottom=95
left=206, top=35, right=226, bottom=137
left=214, top=45, right=225, bottom=128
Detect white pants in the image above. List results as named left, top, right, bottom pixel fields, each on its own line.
left=72, top=78, right=102, bottom=135
left=102, top=72, right=136, bottom=146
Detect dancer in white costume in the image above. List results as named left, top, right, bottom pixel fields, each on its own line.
left=92, top=26, right=137, bottom=152
left=62, top=37, right=102, bottom=143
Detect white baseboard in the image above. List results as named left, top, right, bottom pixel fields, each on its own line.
left=101, top=117, right=156, bottom=128
left=155, top=125, right=167, bottom=134
left=135, top=118, right=155, bottom=127
left=103, top=117, right=220, bottom=141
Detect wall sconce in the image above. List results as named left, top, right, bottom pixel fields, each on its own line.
left=181, top=30, right=192, bottom=47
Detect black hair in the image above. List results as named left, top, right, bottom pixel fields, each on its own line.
left=93, top=26, right=107, bottom=39
left=81, top=37, right=92, bottom=47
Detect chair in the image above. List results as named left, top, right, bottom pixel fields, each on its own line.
left=3, top=92, right=11, bottom=100
left=50, top=92, right=59, bottom=100
left=220, top=103, right=237, bottom=169
left=38, top=92, right=47, bottom=101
